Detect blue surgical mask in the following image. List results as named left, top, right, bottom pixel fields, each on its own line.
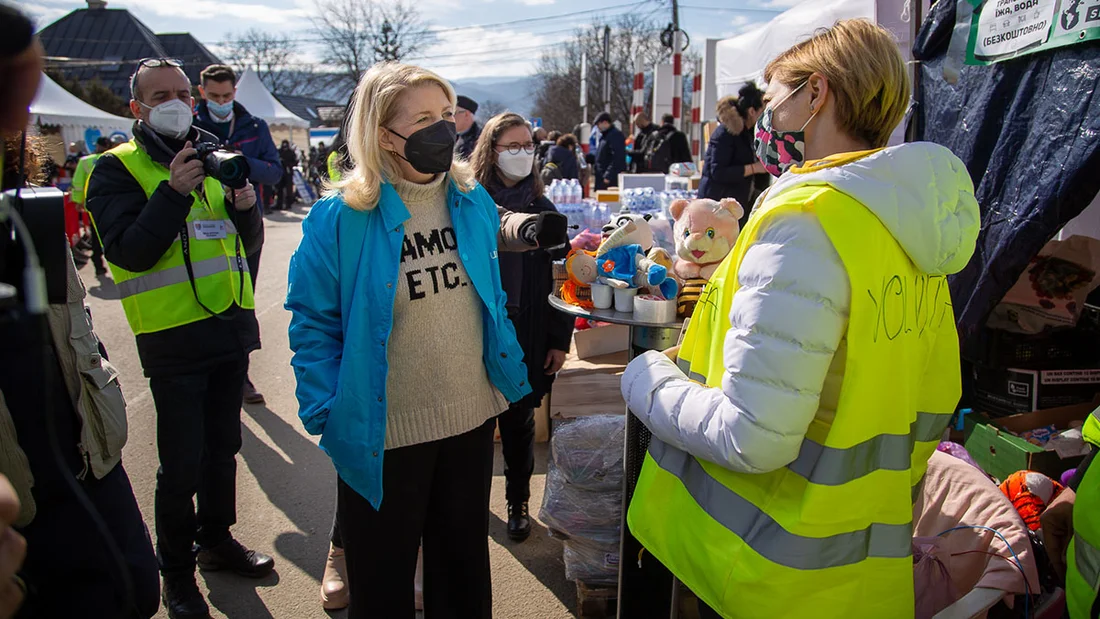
left=207, top=99, right=234, bottom=119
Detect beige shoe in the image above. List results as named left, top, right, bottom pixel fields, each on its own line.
left=321, top=543, right=350, bottom=610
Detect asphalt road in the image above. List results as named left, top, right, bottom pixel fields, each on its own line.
left=80, top=201, right=579, bottom=619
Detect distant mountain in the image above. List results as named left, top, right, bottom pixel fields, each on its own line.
left=268, top=72, right=541, bottom=122
left=450, top=76, right=540, bottom=121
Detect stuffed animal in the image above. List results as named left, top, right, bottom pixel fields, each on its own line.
left=596, top=213, right=678, bottom=299
left=602, top=212, right=655, bottom=250
left=999, top=470, right=1065, bottom=531
left=595, top=244, right=678, bottom=298
left=561, top=250, right=598, bottom=308
left=670, top=198, right=743, bottom=281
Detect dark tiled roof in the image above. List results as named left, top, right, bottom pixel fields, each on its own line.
left=38, top=8, right=222, bottom=100
left=156, top=34, right=222, bottom=85
left=275, top=94, right=339, bottom=128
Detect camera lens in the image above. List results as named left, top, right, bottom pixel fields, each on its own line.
left=217, top=158, right=248, bottom=189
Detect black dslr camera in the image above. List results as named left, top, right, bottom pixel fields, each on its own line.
left=187, top=142, right=251, bottom=189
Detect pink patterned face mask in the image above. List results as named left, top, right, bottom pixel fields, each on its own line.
left=753, top=82, right=818, bottom=177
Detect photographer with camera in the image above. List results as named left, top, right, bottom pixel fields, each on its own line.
left=194, top=63, right=283, bottom=405
left=86, top=58, right=273, bottom=619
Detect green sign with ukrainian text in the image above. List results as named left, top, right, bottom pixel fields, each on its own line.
left=965, top=0, right=1100, bottom=64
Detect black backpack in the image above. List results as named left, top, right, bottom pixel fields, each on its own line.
left=646, top=130, right=674, bottom=173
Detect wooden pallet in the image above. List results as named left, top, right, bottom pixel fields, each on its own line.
left=576, top=580, right=617, bottom=618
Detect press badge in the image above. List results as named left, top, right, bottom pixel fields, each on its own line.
left=192, top=220, right=228, bottom=240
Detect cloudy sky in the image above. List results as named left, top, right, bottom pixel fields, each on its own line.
left=24, top=0, right=798, bottom=81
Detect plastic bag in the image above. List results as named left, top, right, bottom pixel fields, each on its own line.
left=539, top=459, right=621, bottom=544
left=988, top=235, right=1100, bottom=334
left=551, top=415, right=625, bottom=491
left=913, top=537, right=960, bottom=619
left=563, top=536, right=620, bottom=585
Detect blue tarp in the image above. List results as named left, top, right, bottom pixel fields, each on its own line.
left=913, top=0, right=1100, bottom=361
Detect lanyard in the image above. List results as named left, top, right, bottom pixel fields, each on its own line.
left=180, top=189, right=246, bottom=319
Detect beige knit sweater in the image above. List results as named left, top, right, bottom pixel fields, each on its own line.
left=385, top=174, right=507, bottom=449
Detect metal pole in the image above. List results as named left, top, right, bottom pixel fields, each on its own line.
left=581, top=52, right=589, bottom=125
left=603, top=25, right=612, bottom=115
left=671, top=0, right=682, bottom=123
left=631, top=54, right=645, bottom=136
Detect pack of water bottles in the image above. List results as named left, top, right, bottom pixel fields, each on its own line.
left=658, top=189, right=697, bottom=220
left=547, top=178, right=584, bottom=207
left=620, top=188, right=660, bottom=217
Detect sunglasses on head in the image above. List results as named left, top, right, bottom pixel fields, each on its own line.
left=130, top=58, right=184, bottom=98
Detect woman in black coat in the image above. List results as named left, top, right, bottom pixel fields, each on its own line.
left=697, top=96, right=766, bottom=227
left=470, top=113, right=574, bottom=542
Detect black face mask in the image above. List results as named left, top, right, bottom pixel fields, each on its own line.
left=387, top=120, right=457, bottom=175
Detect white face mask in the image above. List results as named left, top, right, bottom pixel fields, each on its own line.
left=497, top=150, right=535, bottom=181
left=140, top=98, right=193, bottom=140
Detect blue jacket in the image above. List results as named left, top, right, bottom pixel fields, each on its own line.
left=285, top=179, right=532, bottom=508
left=193, top=101, right=283, bottom=188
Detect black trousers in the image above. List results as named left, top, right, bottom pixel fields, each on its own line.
left=497, top=403, right=535, bottom=504
left=90, top=231, right=105, bottom=270
left=149, top=358, right=248, bottom=574
left=337, top=418, right=496, bottom=619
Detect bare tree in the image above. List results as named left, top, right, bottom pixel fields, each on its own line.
left=224, top=28, right=323, bottom=96
left=312, top=0, right=433, bottom=92
left=374, top=0, right=433, bottom=62
left=533, top=13, right=667, bottom=134
left=479, top=99, right=508, bottom=120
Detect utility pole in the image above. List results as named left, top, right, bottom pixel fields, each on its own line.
left=603, top=25, right=611, bottom=115
left=581, top=52, right=588, bottom=125
left=671, top=0, right=683, bottom=125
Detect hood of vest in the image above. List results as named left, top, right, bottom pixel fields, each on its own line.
left=768, top=142, right=980, bottom=276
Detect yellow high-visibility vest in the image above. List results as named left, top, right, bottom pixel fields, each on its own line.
left=1068, top=407, right=1100, bottom=618
left=91, top=140, right=254, bottom=335
left=628, top=153, right=964, bottom=618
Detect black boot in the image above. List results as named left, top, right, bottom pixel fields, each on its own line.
left=162, top=573, right=210, bottom=619
left=507, top=501, right=531, bottom=542
left=197, top=538, right=275, bottom=578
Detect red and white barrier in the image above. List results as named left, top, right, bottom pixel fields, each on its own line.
left=631, top=54, right=645, bottom=133
left=672, top=30, right=683, bottom=123
left=691, top=72, right=702, bottom=159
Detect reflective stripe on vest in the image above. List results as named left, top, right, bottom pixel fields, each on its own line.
left=628, top=164, right=965, bottom=619
left=648, top=438, right=913, bottom=569
left=94, top=140, right=255, bottom=335
left=1067, top=408, right=1100, bottom=618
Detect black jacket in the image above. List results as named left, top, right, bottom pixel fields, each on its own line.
left=86, top=121, right=264, bottom=377
left=628, top=124, right=658, bottom=172
left=595, top=125, right=627, bottom=189
left=489, top=175, right=574, bottom=408
left=698, top=124, right=755, bottom=214
left=546, top=144, right=579, bottom=180
left=648, top=124, right=694, bottom=172
left=455, top=121, right=481, bottom=161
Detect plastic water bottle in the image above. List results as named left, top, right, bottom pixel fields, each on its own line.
left=549, top=180, right=561, bottom=205
left=568, top=179, right=580, bottom=205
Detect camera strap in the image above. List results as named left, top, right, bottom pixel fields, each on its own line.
left=178, top=192, right=246, bottom=320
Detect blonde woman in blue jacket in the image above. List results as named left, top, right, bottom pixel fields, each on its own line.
left=286, top=62, right=530, bottom=619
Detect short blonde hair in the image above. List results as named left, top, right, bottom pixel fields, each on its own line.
left=764, top=19, right=909, bottom=149
left=331, top=62, right=475, bottom=211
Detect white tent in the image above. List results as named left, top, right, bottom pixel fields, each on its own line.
left=233, top=68, right=310, bottom=130
left=29, top=72, right=133, bottom=146
left=715, top=0, right=877, bottom=96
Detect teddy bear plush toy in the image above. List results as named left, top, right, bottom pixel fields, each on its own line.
left=560, top=212, right=680, bottom=307
left=597, top=214, right=678, bottom=299
left=671, top=198, right=743, bottom=315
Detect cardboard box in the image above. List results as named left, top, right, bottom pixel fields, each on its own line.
left=619, top=173, right=666, bottom=192
left=973, top=365, right=1100, bottom=416
left=573, top=325, right=629, bottom=360
left=964, top=399, right=1097, bottom=482
left=550, top=343, right=628, bottom=421
left=595, top=190, right=620, bottom=203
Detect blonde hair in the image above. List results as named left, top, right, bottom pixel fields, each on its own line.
left=715, top=96, right=739, bottom=124
left=330, top=62, right=475, bottom=211
left=764, top=19, right=909, bottom=149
